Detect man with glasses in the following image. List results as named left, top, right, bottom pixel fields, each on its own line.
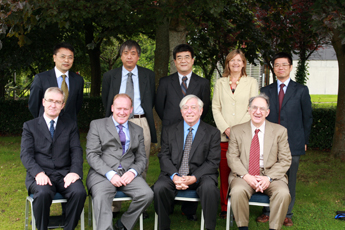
left=154, top=95, right=220, bottom=230
left=228, top=94, right=291, bottom=230
left=29, top=42, right=84, bottom=122
left=156, top=44, right=210, bottom=131
left=257, top=52, right=313, bottom=227
left=21, top=87, right=86, bottom=230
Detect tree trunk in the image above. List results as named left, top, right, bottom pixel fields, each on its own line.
left=0, top=70, right=6, bottom=98
left=85, top=22, right=102, bottom=97
left=169, top=18, right=187, bottom=74
left=153, top=17, right=170, bottom=146
left=331, top=28, right=345, bottom=161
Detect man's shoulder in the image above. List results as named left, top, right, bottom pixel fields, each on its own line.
left=69, top=71, right=84, bottom=81
left=192, top=72, right=209, bottom=83
left=160, top=72, right=178, bottom=81
left=103, top=67, right=121, bottom=77
left=35, top=69, right=53, bottom=78
left=137, top=65, right=154, bottom=74
left=128, top=121, right=144, bottom=132
left=266, top=120, right=287, bottom=133
left=199, top=120, right=218, bottom=133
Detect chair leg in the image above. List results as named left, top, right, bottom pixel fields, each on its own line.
left=226, top=197, right=231, bottom=230
left=154, top=212, right=158, bottom=230
left=139, top=213, right=143, bottom=230
left=25, top=198, right=29, bottom=230
left=88, top=196, right=92, bottom=227
left=200, top=209, right=204, bottom=230
left=30, top=199, right=35, bottom=230
left=80, top=208, right=85, bottom=230
left=92, top=198, right=96, bottom=230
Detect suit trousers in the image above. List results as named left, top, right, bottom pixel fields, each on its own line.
left=91, top=176, right=153, bottom=230
left=262, top=155, right=300, bottom=218
left=219, top=142, right=231, bottom=212
left=230, top=178, right=290, bottom=230
left=28, top=173, right=86, bottom=230
left=154, top=175, right=219, bottom=230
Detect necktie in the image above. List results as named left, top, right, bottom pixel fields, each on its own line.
left=179, top=127, right=193, bottom=176
left=61, top=75, right=69, bottom=103
left=278, top=83, right=285, bottom=124
left=248, top=129, right=260, bottom=176
left=126, top=72, right=134, bottom=118
left=49, top=120, right=55, bottom=139
left=181, top=76, right=188, bottom=96
left=117, top=125, right=126, bottom=155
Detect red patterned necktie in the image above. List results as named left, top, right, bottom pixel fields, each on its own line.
left=248, top=129, right=260, bottom=176
left=278, top=83, right=285, bottom=124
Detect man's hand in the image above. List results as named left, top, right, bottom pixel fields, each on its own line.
left=120, top=171, right=135, bottom=186
left=182, top=176, right=197, bottom=186
left=224, top=128, right=231, bottom=138
left=35, top=172, right=52, bottom=186
left=64, top=172, right=80, bottom=188
left=305, top=144, right=307, bottom=151
left=255, top=176, right=270, bottom=193
left=243, top=174, right=260, bottom=190
left=173, top=175, right=188, bottom=190
left=110, top=174, right=124, bottom=187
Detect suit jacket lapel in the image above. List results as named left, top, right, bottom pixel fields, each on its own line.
left=112, top=68, right=122, bottom=95
left=282, top=80, right=296, bottom=108
left=106, top=116, right=121, bottom=146
left=171, top=72, right=184, bottom=99
left=242, top=122, right=252, bottom=166
left=269, top=82, right=279, bottom=113
left=263, top=121, right=274, bottom=167
left=38, top=117, right=52, bottom=143
left=189, top=121, right=205, bottom=159
left=137, top=66, right=147, bottom=100
left=186, top=73, right=198, bottom=94
left=48, top=69, right=59, bottom=87
left=54, top=116, right=66, bottom=141
left=176, top=122, right=184, bottom=161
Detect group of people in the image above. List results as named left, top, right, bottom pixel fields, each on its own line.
left=20, top=40, right=312, bottom=230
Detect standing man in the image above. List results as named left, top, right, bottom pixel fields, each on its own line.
left=228, top=94, right=291, bottom=230
left=155, top=44, right=210, bottom=129
left=86, top=94, right=153, bottom=230
left=102, top=40, right=156, bottom=181
left=21, top=87, right=86, bottom=230
left=154, top=95, right=220, bottom=230
left=29, top=42, right=84, bottom=121
left=258, top=52, right=313, bottom=226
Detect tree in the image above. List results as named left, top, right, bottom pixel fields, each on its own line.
left=312, top=0, right=345, bottom=160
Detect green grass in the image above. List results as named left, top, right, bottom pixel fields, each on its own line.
left=1, top=134, right=345, bottom=229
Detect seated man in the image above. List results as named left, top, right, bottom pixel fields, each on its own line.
left=86, top=93, right=153, bottom=230
left=20, top=87, right=86, bottom=230
left=227, top=94, right=291, bottom=230
left=154, top=94, right=221, bottom=230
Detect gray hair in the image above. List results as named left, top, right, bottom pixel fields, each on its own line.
left=248, top=93, right=270, bottom=109
left=44, top=87, right=65, bottom=102
left=119, top=40, right=141, bottom=57
left=179, top=94, right=204, bottom=109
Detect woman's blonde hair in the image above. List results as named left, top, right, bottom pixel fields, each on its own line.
left=222, top=49, right=247, bottom=78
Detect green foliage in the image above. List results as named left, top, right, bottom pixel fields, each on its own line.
left=295, top=59, right=309, bottom=85
left=77, top=97, right=105, bottom=132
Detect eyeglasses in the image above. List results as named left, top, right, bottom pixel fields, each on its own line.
left=250, top=106, right=268, bottom=112
left=274, top=63, right=290, bottom=68
left=57, top=55, right=74, bottom=61
left=44, top=99, right=64, bottom=105
left=182, top=105, right=198, bottom=111
left=176, top=55, right=192, bottom=62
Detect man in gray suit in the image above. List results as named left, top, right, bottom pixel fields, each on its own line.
left=86, top=94, right=153, bottom=230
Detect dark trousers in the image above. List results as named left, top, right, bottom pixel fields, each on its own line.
left=29, top=173, right=86, bottom=230
left=154, top=175, right=219, bottom=230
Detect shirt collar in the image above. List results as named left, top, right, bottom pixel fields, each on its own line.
left=250, top=120, right=265, bottom=134
left=122, top=65, right=138, bottom=77
left=178, top=71, right=192, bottom=81
left=184, top=119, right=200, bottom=132
left=43, top=113, right=59, bottom=127
left=54, top=66, right=69, bottom=79
left=112, top=116, right=129, bottom=129
left=277, top=77, right=291, bottom=88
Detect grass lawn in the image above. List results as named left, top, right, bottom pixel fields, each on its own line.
left=1, top=133, right=345, bottom=229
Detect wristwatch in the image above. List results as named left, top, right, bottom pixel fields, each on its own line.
left=267, top=176, right=273, bottom=183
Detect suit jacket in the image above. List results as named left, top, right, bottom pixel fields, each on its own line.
left=28, top=69, right=84, bottom=121
left=212, top=76, right=258, bottom=142
left=227, top=120, right=291, bottom=185
left=158, top=120, right=221, bottom=183
left=20, top=115, right=83, bottom=190
left=86, top=117, right=147, bottom=190
left=155, top=72, right=210, bottom=127
left=260, top=80, right=313, bottom=156
left=102, top=66, right=157, bottom=143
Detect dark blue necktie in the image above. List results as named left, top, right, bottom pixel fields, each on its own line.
left=49, top=120, right=55, bottom=139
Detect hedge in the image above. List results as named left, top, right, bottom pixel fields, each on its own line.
left=0, top=98, right=336, bottom=150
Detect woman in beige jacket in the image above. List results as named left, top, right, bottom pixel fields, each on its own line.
left=212, top=49, right=258, bottom=218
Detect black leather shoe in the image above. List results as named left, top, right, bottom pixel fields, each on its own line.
left=114, top=219, right=127, bottom=230
left=185, top=214, right=197, bottom=221
left=142, top=210, right=149, bottom=219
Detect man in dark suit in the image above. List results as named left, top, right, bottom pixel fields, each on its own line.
left=258, top=52, right=313, bottom=227
left=28, top=42, right=84, bottom=121
left=228, top=94, right=291, bottom=230
left=21, top=87, right=86, bottom=230
left=102, top=40, right=156, bottom=181
left=154, top=95, right=220, bottom=230
left=86, top=94, right=153, bottom=230
left=155, top=44, right=210, bottom=129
